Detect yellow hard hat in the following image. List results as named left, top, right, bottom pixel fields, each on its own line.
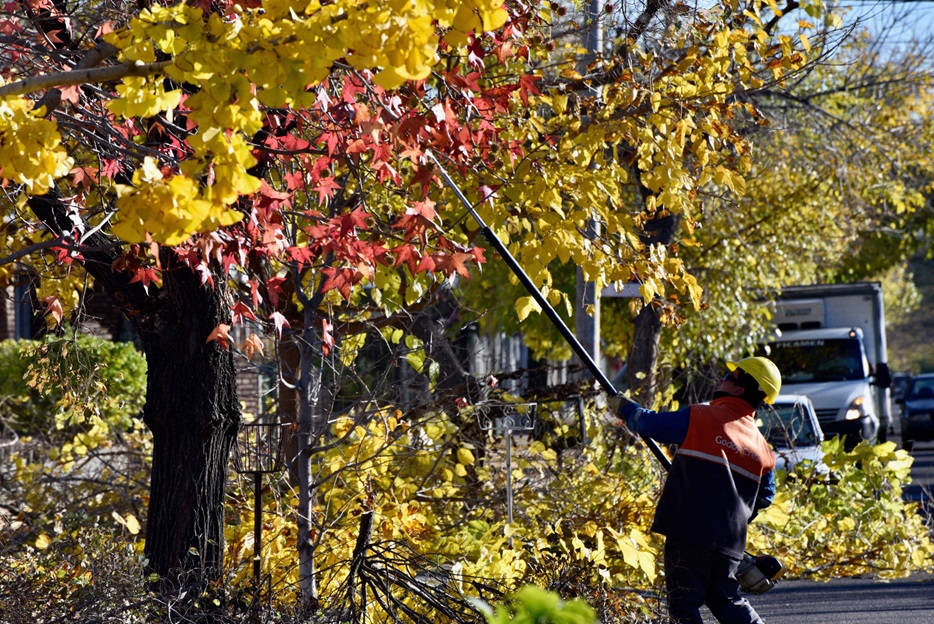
left=727, top=357, right=782, bottom=404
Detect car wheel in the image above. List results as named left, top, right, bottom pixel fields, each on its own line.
left=903, top=439, right=914, bottom=453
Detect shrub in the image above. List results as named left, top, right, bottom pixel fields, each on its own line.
left=749, top=437, right=934, bottom=579
left=0, top=333, right=151, bottom=596
left=0, top=333, right=147, bottom=441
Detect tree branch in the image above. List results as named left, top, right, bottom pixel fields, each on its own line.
left=0, top=58, right=171, bottom=98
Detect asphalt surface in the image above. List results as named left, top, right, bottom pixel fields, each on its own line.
left=748, top=572, right=934, bottom=623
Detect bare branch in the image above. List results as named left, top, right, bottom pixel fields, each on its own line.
left=0, top=58, right=171, bottom=98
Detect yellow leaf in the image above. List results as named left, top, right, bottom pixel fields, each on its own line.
left=125, top=513, right=141, bottom=535
left=456, top=447, right=475, bottom=465
left=35, top=534, right=52, bottom=549
left=639, top=550, right=657, bottom=580
left=515, top=296, right=542, bottom=321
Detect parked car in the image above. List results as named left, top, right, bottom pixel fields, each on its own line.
left=898, top=373, right=934, bottom=452
left=891, top=372, right=912, bottom=425
left=756, top=394, right=827, bottom=473
left=892, top=372, right=912, bottom=403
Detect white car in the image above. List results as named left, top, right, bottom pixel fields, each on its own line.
left=755, top=394, right=827, bottom=473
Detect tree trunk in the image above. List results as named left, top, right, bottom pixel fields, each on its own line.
left=628, top=303, right=662, bottom=405
left=296, top=305, right=330, bottom=605
left=28, top=193, right=240, bottom=583
left=627, top=201, right=679, bottom=406
left=137, top=264, right=240, bottom=582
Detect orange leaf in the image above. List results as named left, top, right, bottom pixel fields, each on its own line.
left=206, top=324, right=232, bottom=349
left=241, top=333, right=264, bottom=360
left=41, top=296, right=63, bottom=325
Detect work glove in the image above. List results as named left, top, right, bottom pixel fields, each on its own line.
left=606, top=394, right=637, bottom=444
left=607, top=393, right=639, bottom=431
left=607, top=393, right=641, bottom=418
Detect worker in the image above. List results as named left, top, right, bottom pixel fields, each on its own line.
left=609, top=357, right=781, bottom=624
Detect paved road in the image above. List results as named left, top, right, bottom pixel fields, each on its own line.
left=705, top=433, right=934, bottom=623
left=748, top=573, right=934, bottom=623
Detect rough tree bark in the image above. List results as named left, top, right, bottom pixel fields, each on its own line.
left=627, top=209, right=680, bottom=406
left=28, top=192, right=240, bottom=583
left=138, top=265, right=240, bottom=582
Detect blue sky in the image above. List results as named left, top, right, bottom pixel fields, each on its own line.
left=844, top=1, right=934, bottom=48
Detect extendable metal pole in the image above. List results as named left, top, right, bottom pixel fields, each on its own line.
left=427, top=152, right=671, bottom=470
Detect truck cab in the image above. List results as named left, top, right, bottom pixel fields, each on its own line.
left=762, top=327, right=879, bottom=445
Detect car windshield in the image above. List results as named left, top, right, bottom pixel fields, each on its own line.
left=763, top=337, right=867, bottom=382
left=907, top=378, right=934, bottom=400
left=756, top=402, right=821, bottom=448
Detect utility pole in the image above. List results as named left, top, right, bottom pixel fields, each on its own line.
left=575, top=0, right=604, bottom=380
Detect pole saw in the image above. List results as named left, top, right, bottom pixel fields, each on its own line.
left=428, top=154, right=784, bottom=593
left=425, top=151, right=671, bottom=471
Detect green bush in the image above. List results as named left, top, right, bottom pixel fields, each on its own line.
left=0, top=333, right=147, bottom=441
left=0, top=333, right=150, bottom=572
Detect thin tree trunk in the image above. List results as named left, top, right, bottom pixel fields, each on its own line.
left=628, top=303, right=662, bottom=405
left=627, top=199, right=678, bottom=406
left=296, top=305, right=330, bottom=605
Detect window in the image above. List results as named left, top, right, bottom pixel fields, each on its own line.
left=763, top=337, right=867, bottom=382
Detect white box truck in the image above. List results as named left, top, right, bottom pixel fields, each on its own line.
left=759, top=283, right=892, bottom=445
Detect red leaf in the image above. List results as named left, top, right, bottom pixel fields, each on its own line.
left=411, top=199, right=437, bottom=220
left=101, top=159, right=121, bottom=180
left=320, top=267, right=359, bottom=300
left=518, top=75, right=541, bottom=107
left=241, top=333, right=264, bottom=360
left=232, top=301, right=257, bottom=325
left=258, top=179, right=291, bottom=201
left=338, top=208, right=369, bottom=236
left=41, top=296, right=63, bottom=325
left=287, top=246, right=316, bottom=271
left=318, top=132, right=342, bottom=156
left=310, top=156, right=332, bottom=182
left=70, top=166, right=98, bottom=190
left=206, top=323, right=232, bottom=349
left=435, top=252, right=476, bottom=278
left=248, top=280, right=263, bottom=308
left=128, top=266, right=162, bottom=295
left=266, top=276, right=287, bottom=308
left=415, top=254, right=436, bottom=273
left=392, top=244, right=420, bottom=274
left=269, top=311, right=290, bottom=338
left=321, top=319, right=335, bottom=356
left=313, top=177, right=342, bottom=206
left=283, top=171, right=306, bottom=191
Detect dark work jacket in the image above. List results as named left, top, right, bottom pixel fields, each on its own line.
left=621, top=396, right=776, bottom=559
left=619, top=397, right=775, bottom=559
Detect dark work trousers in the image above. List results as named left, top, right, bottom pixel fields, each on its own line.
left=664, top=538, right=765, bottom=624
